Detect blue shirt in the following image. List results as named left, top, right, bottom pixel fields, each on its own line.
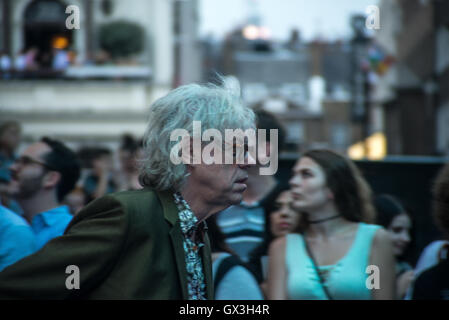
left=30, top=205, right=73, bottom=250
left=0, top=205, right=36, bottom=271
left=216, top=202, right=265, bottom=263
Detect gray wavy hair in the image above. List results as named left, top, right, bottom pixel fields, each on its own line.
left=139, top=78, right=255, bottom=191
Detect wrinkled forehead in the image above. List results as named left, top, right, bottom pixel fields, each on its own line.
left=22, top=142, right=51, bottom=160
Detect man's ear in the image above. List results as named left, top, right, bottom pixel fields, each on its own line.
left=43, top=171, right=61, bottom=189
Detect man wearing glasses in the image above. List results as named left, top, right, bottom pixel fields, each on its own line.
left=9, top=137, right=80, bottom=249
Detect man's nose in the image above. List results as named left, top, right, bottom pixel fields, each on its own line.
left=239, top=152, right=256, bottom=169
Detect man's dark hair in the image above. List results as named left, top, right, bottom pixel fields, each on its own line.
left=120, top=133, right=142, bottom=155
left=77, top=146, right=111, bottom=169
left=255, top=109, right=286, bottom=152
left=41, top=137, right=81, bottom=202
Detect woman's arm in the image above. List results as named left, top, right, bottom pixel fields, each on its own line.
left=369, top=228, right=396, bottom=300
left=267, top=236, right=288, bottom=300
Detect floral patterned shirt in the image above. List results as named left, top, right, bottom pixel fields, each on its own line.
left=173, top=192, right=207, bottom=300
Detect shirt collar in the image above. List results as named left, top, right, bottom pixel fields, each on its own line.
left=174, top=193, right=208, bottom=241
left=35, top=205, right=71, bottom=227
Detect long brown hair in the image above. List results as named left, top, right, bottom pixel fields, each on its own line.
left=301, top=149, right=375, bottom=224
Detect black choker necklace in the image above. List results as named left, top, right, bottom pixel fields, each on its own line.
left=308, top=214, right=341, bottom=224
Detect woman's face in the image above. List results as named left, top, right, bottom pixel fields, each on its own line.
left=388, top=213, right=412, bottom=256
left=289, top=157, right=332, bottom=212
left=270, top=191, right=300, bottom=238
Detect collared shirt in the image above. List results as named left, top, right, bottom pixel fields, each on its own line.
left=174, top=193, right=207, bottom=300
left=30, top=205, right=73, bottom=250
left=0, top=205, right=36, bottom=271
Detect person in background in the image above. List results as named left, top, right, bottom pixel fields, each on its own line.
left=78, top=146, right=116, bottom=203
left=116, top=134, right=143, bottom=191
left=0, top=51, right=12, bottom=79
left=410, top=162, right=449, bottom=300
left=248, top=188, right=301, bottom=297
left=0, top=121, right=23, bottom=214
left=62, top=186, right=87, bottom=216
left=14, top=49, right=27, bottom=72
left=207, top=214, right=264, bottom=300
left=24, top=47, right=39, bottom=71
left=0, top=203, right=36, bottom=272
left=374, top=194, right=414, bottom=299
left=216, top=109, right=287, bottom=263
left=52, top=48, right=70, bottom=71
left=268, top=149, right=395, bottom=300
left=0, top=121, right=21, bottom=183
left=8, top=137, right=80, bottom=249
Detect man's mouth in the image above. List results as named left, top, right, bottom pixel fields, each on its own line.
left=235, top=176, right=248, bottom=184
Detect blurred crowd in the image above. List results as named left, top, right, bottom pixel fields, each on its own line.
left=0, top=108, right=448, bottom=299
left=0, top=47, right=76, bottom=79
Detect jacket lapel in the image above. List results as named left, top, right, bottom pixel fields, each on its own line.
left=157, top=190, right=189, bottom=299
left=156, top=190, right=215, bottom=300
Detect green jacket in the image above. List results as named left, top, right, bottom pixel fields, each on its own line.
left=0, top=188, right=214, bottom=299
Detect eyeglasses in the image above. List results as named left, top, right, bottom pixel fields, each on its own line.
left=15, top=156, right=55, bottom=170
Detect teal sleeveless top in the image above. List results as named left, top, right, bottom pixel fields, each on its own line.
left=286, top=222, right=381, bottom=300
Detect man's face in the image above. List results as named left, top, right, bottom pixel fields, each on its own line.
left=187, top=141, right=254, bottom=211
left=0, top=125, right=21, bottom=151
left=9, top=142, right=52, bottom=200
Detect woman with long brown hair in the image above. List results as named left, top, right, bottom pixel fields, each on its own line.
left=267, top=149, right=395, bottom=299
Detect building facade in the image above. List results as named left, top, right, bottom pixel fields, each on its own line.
left=0, top=0, right=201, bottom=148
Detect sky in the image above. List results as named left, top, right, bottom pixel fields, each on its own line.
left=199, top=0, right=380, bottom=41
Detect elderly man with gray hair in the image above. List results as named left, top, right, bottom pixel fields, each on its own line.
left=0, top=79, right=255, bottom=299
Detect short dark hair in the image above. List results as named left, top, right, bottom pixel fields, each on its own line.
left=77, top=146, right=111, bottom=169
left=302, top=149, right=375, bottom=224
left=432, top=163, right=449, bottom=238
left=255, top=110, right=286, bottom=152
left=41, top=137, right=81, bottom=202
left=120, top=133, right=142, bottom=154
left=0, top=121, right=21, bottom=137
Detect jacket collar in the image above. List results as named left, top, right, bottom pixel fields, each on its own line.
left=156, top=190, right=214, bottom=300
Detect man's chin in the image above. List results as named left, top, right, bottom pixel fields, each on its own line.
left=229, top=192, right=244, bottom=205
